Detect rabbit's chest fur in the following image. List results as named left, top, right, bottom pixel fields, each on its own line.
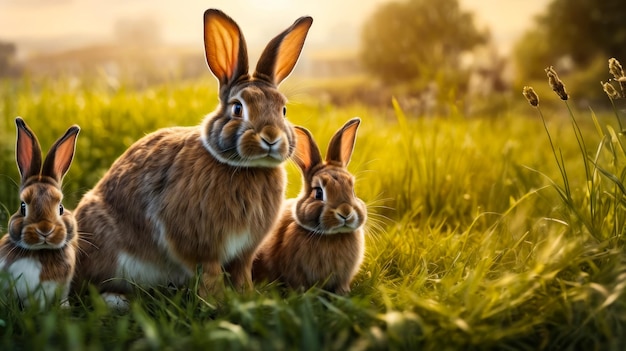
left=0, top=243, right=74, bottom=307
left=1, top=257, right=49, bottom=298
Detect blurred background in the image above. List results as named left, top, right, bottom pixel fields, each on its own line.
left=4, top=0, right=623, bottom=116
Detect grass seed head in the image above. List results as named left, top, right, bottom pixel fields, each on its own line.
left=608, top=58, right=624, bottom=79
left=608, top=58, right=626, bottom=96
left=545, top=66, right=569, bottom=100
left=602, top=81, right=620, bottom=100
left=522, top=86, right=539, bottom=107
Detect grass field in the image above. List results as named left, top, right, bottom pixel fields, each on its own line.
left=0, top=73, right=625, bottom=350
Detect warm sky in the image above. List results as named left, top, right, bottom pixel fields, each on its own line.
left=0, top=0, right=551, bottom=54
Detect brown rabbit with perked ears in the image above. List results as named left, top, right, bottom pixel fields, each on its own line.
left=0, top=117, right=80, bottom=308
left=253, top=118, right=367, bottom=294
left=72, top=9, right=313, bottom=307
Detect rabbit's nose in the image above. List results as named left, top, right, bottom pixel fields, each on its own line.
left=36, top=227, right=54, bottom=237
left=260, top=126, right=282, bottom=148
left=261, top=136, right=280, bottom=148
left=336, top=208, right=355, bottom=222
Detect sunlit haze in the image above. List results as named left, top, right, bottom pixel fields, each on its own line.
left=0, top=0, right=550, bottom=57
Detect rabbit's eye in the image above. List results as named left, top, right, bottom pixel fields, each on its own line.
left=20, top=202, right=26, bottom=216
left=59, top=204, right=64, bottom=215
left=313, top=187, right=323, bottom=200
left=232, top=102, right=243, bottom=118
left=282, top=106, right=287, bottom=117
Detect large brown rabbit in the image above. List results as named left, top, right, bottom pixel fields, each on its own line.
left=72, top=9, right=313, bottom=307
left=252, top=118, right=367, bottom=294
left=0, top=117, right=80, bottom=308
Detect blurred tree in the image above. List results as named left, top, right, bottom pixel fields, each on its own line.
left=359, top=0, right=487, bottom=85
left=511, top=28, right=557, bottom=84
left=541, top=0, right=626, bottom=67
left=0, top=41, right=17, bottom=77
left=514, top=0, right=626, bottom=86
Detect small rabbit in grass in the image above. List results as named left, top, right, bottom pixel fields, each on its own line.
left=71, top=9, right=313, bottom=308
left=253, top=118, right=367, bottom=294
left=0, top=117, right=80, bottom=308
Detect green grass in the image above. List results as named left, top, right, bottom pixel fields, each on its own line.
left=1, top=73, right=625, bottom=350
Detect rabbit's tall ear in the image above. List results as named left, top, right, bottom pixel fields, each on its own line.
left=42, top=125, right=80, bottom=182
left=254, top=16, right=313, bottom=85
left=294, top=126, right=322, bottom=175
left=326, top=118, right=361, bottom=167
left=15, top=117, right=42, bottom=182
left=204, top=9, right=249, bottom=87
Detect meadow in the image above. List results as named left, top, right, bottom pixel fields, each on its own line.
left=0, top=71, right=625, bottom=350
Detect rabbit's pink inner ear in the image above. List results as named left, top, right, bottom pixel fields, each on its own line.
left=255, top=16, right=312, bottom=85
left=272, top=18, right=313, bottom=84
left=15, top=121, right=42, bottom=180
left=53, top=133, right=78, bottom=178
left=43, top=127, right=79, bottom=181
left=327, top=119, right=360, bottom=167
left=294, top=127, right=321, bottom=173
left=16, top=130, right=34, bottom=178
left=203, top=10, right=247, bottom=84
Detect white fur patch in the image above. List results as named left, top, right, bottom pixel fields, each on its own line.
left=7, top=258, right=42, bottom=297
left=102, top=292, right=130, bottom=312
left=116, top=252, right=191, bottom=287
left=5, top=258, right=64, bottom=308
left=116, top=252, right=167, bottom=285
left=35, top=281, right=64, bottom=308
left=222, top=231, right=253, bottom=263
left=147, top=202, right=168, bottom=251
